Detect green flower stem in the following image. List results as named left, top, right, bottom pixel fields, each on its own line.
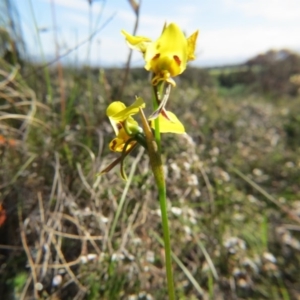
left=139, top=105, right=175, bottom=299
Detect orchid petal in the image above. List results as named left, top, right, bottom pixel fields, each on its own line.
left=107, top=101, right=126, bottom=118
left=109, top=97, right=145, bottom=122
left=121, top=30, right=152, bottom=53
left=109, top=128, right=137, bottom=152
left=187, top=30, right=199, bottom=61
left=151, top=111, right=185, bottom=134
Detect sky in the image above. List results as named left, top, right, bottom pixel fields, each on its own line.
left=16, top=0, right=300, bottom=68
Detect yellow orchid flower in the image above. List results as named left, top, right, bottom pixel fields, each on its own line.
left=107, top=97, right=145, bottom=152
left=122, top=23, right=198, bottom=86
left=107, top=97, right=185, bottom=152
left=102, top=98, right=146, bottom=179
left=100, top=98, right=185, bottom=179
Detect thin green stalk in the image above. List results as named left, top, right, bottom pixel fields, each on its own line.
left=140, top=85, right=175, bottom=299
left=157, top=178, right=175, bottom=299
left=151, top=231, right=204, bottom=297
left=153, top=87, right=175, bottom=299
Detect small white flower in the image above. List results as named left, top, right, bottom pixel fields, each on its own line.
left=100, top=215, right=109, bottom=223
left=87, top=253, right=97, bottom=261
left=187, top=174, right=198, bottom=186
left=111, top=252, right=125, bottom=261
left=253, top=168, right=263, bottom=176
left=183, top=161, right=191, bottom=171
left=170, top=162, right=181, bottom=179
left=209, top=147, right=220, bottom=156
left=52, top=275, right=62, bottom=287
left=146, top=251, right=155, bottom=263
left=263, top=252, right=277, bottom=263
left=220, top=170, right=230, bottom=182
left=35, top=282, right=43, bottom=291
left=132, top=237, right=142, bottom=245
left=80, top=256, right=88, bottom=264
left=183, top=225, right=192, bottom=235
left=171, top=206, right=182, bottom=216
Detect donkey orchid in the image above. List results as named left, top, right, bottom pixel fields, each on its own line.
left=122, top=23, right=198, bottom=86
left=100, top=97, right=185, bottom=179
left=107, top=97, right=145, bottom=152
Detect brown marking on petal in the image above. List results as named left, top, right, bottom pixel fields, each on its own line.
left=173, top=55, right=181, bottom=66
left=111, top=140, right=117, bottom=151
left=152, top=53, right=160, bottom=60
left=161, top=107, right=173, bottom=121
left=117, top=122, right=123, bottom=130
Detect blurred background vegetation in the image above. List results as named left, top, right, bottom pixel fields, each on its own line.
left=0, top=0, right=300, bottom=299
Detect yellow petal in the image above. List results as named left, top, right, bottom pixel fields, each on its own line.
left=151, top=111, right=185, bottom=134
left=106, top=102, right=125, bottom=135
left=107, top=99, right=144, bottom=138
left=144, top=23, right=188, bottom=78
left=109, top=137, right=126, bottom=152
left=121, top=30, right=151, bottom=53
left=187, top=30, right=199, bottom=61
left=109, top=128, right=136, bottom=152
left=107, top=101, right=126, bottom=118
left=110, top=97, right=145, bottom=121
